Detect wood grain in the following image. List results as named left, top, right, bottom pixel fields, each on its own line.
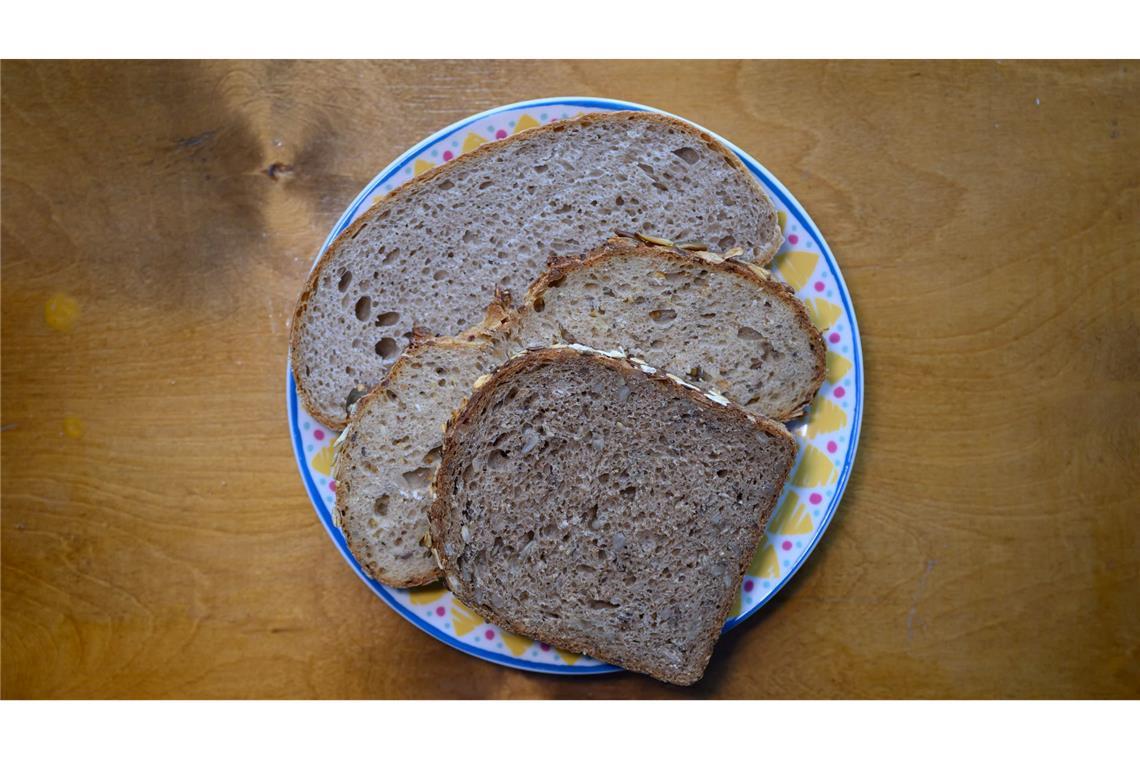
left=2, top=60, right=1137, bottom=699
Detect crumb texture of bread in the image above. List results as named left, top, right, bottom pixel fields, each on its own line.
left=333, top=337, right=501, bottom=586
left=430, top=347, right=796, bottom=684
left=291, top=112, right=779, bottom=427
left=516, top=239, right=825, bottom=420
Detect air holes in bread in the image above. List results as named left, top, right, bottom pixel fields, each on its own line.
left=649, top=309, right=677, bottom=324
left=354, top=296, right=372, bottom=321
left=338, top=270, right=353, bottom=292
left=376, top=337, right=399, bottom=359
left=402, top=467, right=433, bottom=491
left=672, top=147, right=700, bottom=165
left=376, top=311, right=400, bottom=327
left=345, top=385, right=368, bottom=410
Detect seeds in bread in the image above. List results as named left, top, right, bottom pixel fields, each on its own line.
left=290, top=111, right=782, bottom=428
left=429, top=346, right=797, bottom=685
left=516, top=236, right=826, bottom=420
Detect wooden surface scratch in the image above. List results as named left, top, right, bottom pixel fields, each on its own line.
left=1, top=60, right=1138, bottom=698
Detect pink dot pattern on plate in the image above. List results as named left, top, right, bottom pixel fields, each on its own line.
left=443, top=150, right=454, bottom=161
left=484, top=629, right=495, bottom=640
left=814, top=281, right=825, bottom=292
left=328, top=481, right=336, bottom=492
left=827, top=441, right=838, bottom=453
left=744, top=580, right=754, bottom=592
left=495, top=129, right=507, bottom=139
left=835, top=386, right=846, bottom=398
left=436, top=606, right=445, bottom=617
left=781, top=540, right=793, bottom=551
left=788, top=234, right=799, bottom=245
left=829, top=332, right=840, bottom=344
left=540, top=643, right=551, bottom=651
left=313, top=429, right=325, bottom=441
left=810, top=493, right=822, bottom=505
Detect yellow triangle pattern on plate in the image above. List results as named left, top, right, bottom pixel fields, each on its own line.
left=777, top=210, right=787, bottom=237
left=413, top=158, right=436, bottom=176
left=500, top=631, right=533, bottom=656
left=557, top=649, right=581, bottom=665
left=451, top=600, right=484, bottom=637
left=408, top=583, right=448, bottom=605
left=748, top=539, right=781, bottom=580
left=310, top=443, right=335, bottom=476
left=461, top=132, right=487, bottom=154
left=805, top=298, right=843, bottom=331
left=791, top=444, right=838, bottom=488
left=803, top=398, right=847, bottom=439
left=826, top=351, right=853, bottom=384
left=729, top=589, right=743, bottom=618
left=513, top=114, right=540, bottom=134
left=772, top=250, right=819, bottom=291
left=768, top=492, right=814, bottom=535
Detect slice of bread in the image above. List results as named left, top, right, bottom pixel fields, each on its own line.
left=331, top=299, right=510, bottom=587
left=429, top=346, right=797, bottom=685
left=516, top=236, right=826, bottom=420
left=291, top=111, right=782, bottom=428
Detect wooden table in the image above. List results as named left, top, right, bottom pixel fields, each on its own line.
left=2, top=61, right=1137, bottom=699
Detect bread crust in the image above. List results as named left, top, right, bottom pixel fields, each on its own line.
left=525, top=236, right=827, bottom=421
left=290, top=111, right=780, bottom=428
left=429, top=346, right=796, bottom=684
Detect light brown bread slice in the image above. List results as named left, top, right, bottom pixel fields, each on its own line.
left=516, top=236, right=826, bottom=420
left=331, top=302, right=511, bottom=587
left=291, top=111, right=782, bottom=428
left=429, top=346, right=797, bottom=685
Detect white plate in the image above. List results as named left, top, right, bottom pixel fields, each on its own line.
left=288, top=97, right=864, bottom=675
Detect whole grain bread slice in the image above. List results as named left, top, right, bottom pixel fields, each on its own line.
left=331, top=297, right=511, bottom=587
left=516, top=235, right=826, bottom=420
left=291, top=111, right=782, bottom=428
left=429, top=346, right=796, bottom=685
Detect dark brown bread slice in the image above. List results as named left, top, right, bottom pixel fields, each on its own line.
left=290, top=111, right=781, bottom=429
left=516, top=236, right=826, bottom=420
left=429, top=346, right=796, bottom=685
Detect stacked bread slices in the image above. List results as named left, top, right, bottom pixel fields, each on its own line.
left=291, top=112, right=825, bottom=685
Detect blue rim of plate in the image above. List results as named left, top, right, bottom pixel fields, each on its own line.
left=287, top=96, right=863, bottom=676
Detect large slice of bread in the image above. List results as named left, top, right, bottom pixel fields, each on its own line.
left=331, top=299, right=510, bottom=586
left=429, top=346, right=796, bottom=684
left=516, top=236, right=826, bottom=420
left=291, top=111, right=782, bottom=428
